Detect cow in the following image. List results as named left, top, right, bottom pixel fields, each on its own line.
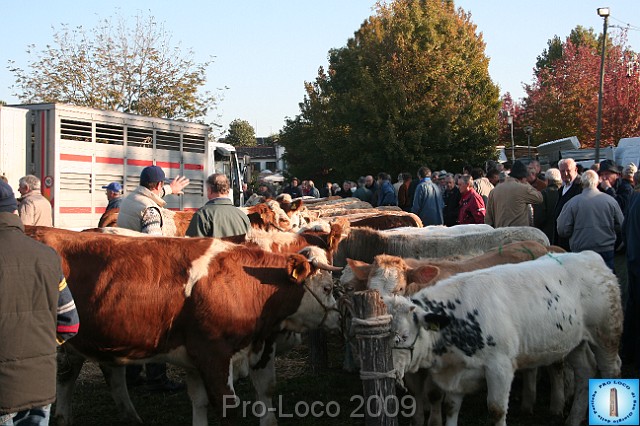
left=98, top=202, right=293, bottom=235
left=340, top=241, right=565, bottom=425
left=387, top=251, right=622, bottom=426
left=25, top=226, right=342, bottom=426
left=333, top=225, right=550, bottom=266
left=344, top=240, right=564, bottom=295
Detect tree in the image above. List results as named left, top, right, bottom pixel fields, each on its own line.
left=523, top=28, right=640, bottom=147
left=8, top=12, right=219, bottom=121
left=226, top=119, right=256, bottom=147
left=279, top=0, right=500, bottom=181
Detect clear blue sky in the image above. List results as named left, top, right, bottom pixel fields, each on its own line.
left=1, top=1, right=638, bottom=137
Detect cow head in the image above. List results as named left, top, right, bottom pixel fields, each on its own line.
left=281, top=246, right=342, bottom=332
left=385, top=295, right=450, bottom=383
left=347, top=255, right=440, bottom=296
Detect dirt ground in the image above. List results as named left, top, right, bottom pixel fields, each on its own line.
left=53, top=332, right=640, bottom=426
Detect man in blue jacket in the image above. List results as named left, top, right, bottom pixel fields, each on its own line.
left=411, top=166, right=444, bottom=225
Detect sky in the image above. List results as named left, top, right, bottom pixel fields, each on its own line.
left=1, top=1, right=639, bottom=137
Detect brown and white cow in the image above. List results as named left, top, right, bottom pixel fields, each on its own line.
left=25, top=226, right=341, bottom=426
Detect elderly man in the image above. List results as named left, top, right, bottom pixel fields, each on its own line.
left=553, top=158, right=582, bottom=251
left=557, top=170, right=623, bottom=271
left=622, top=170, right=640, bottom=369
left=186, top=173, right=251, bottom=239
left=411, top=166, right=444, bottom=225
left=457, top=174, right=486, bottom=225
left=484, top=160, right=542, bottom=228
left=598, top=159, right=633, bottom=214
left=17, top=175, right=52, bottom=226
left=102, top=182, right=123, bottom=212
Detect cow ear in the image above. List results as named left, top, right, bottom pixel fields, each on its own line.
left=346, top=258, right=371, bottom=281
left=421, top=313, right=450, bottom=332
left=290, top=200, right=303, bottom=212
left=407, top=265, right=440, bottom=285
left=287, top=254, right=312, bottom=285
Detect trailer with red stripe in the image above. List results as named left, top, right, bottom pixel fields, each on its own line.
left=0, top=103, right=244, bottom=229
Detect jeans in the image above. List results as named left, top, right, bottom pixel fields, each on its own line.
left=598, top=250, right=615, bottom=273
left=0, top=405, right=51, bottom=426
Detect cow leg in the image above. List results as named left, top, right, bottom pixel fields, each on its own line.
left=425, top=374, right=444, bottom=426
left=442, top=392, right=463, bottom=426
left=185, top=368, right=210, bottom=426
left=98, top=364, right=143, bottom=424
left=404, top=371, right=426, bottom=426
left=547, top=362, right=565, bottom=416
left=250, top=345, right=278, bottom=426
left=54, top=349, right=85, bottom=426
left=565, top=342, right=595, bottom=426
left=519, top=367, right=537, bottom=414
left=484, top=357, right=514, bottom=426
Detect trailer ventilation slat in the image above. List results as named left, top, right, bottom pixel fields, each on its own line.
left=61, top=119, right=92, bottom=142
left=127, top=127, right=153, bottom=148
left=156, top=131, right=181, bottom=152
left=96, top=123, right=124, bottom=145
left=60, top=172, right=91, bottom=192
left=183, top=133, right=206, bottom=154
left=183, top=178, right=204, bottom=196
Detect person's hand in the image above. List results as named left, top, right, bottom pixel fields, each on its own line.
left=169, top=176, right=190, bottom=195
left=599, top=177, right=611, bottom=190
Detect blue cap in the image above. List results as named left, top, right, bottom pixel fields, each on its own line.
left=0, top=180, right=18, bottom=213
left=139, top=166, right=166, bottom=186
left=102, top=182, right=123, bottom=192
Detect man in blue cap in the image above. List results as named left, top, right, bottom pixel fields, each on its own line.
left=116, top=165, right=189, bottom=392
left=102, top=182, right=123, bottom=212
left=117, top=165, right=189, bottom=235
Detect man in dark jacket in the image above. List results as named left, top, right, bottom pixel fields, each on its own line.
left=553, top=158, right=582, bottom=251
left=0, top=180, right=79, bottom=425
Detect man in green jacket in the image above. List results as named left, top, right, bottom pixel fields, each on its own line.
left=186, top=173, right=251, bottom=238
left=0, top=180, right=79, bottom=426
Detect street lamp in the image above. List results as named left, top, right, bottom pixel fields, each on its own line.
left=502, top=110, right=515, bottom=161
left=524, top=126, right=533, bottom=159
left=595, top=7, right=610, bottom=163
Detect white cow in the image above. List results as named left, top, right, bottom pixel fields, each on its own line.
left=387, top=251, right=622, bottom=426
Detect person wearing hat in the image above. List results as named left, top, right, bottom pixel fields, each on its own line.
left=117, top=165, right=188, bottom=392
left=484, top=160, right=542, bottom=228
left=117, top=165, right=189, bottom=236
left=598, top=159, right=633, bottom=214
left=283, top=177, right=303, bottom=199
left=17, top=174, right=53, bottom=226
left=102, top=182, right=123, bottom=212
left=185, top=173, right=250, bottom=239
left=0, top=180, right=80, bottom=425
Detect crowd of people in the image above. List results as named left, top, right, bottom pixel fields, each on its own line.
left=1, top=155, right=640, bottom=423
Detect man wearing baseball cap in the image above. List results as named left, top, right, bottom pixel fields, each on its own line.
left=116, top=165, right=188, bottom=393
left=598, top=159, right=633, bottom=214
left=101, top=182, right=123, bottom=213
left=116, top=165, right=189, bottom=235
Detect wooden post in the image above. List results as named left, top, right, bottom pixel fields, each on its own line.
left=352, top=290, right=398, bottom=426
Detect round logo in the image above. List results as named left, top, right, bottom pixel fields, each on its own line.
left=44, top=175, right=53, bottom=188
left=589, top=379, right=639, bottom=425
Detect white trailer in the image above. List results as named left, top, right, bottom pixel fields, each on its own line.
left=0, top=103, right=244, bottom=229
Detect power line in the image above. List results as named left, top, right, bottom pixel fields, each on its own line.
left=610, top=16, right=640, bottom=32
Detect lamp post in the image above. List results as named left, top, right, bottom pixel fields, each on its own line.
left=524, top=126, right=533, bottom=159
left=595, top=7, right=610, bottom=164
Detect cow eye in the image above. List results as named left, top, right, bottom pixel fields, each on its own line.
left=323, top=284, right=332, bottom=295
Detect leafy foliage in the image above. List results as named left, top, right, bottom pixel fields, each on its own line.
left=8, top=12, right=220, bottom=121
left=226, top=119, right=257, bottom=147
left=523, top=28, right=640, bottom=147
left=279, top=0, right=500, bottom=182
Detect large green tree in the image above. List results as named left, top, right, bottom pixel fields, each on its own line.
left=279, top=0, right=500, bottom=181
left=523, top=28, right=640, bottom=147
left=225, top=119, right=256, bottom=147
left=8, top=12, right=219, bottom=121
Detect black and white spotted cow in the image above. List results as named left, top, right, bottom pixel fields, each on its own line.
left=387, top=250, right=622, bottom=426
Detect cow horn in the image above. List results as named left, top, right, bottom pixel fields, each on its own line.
left=310, top=258, right=343, bottom=272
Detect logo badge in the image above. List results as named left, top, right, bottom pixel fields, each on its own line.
left=589, top=379, right=639, bottom=425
